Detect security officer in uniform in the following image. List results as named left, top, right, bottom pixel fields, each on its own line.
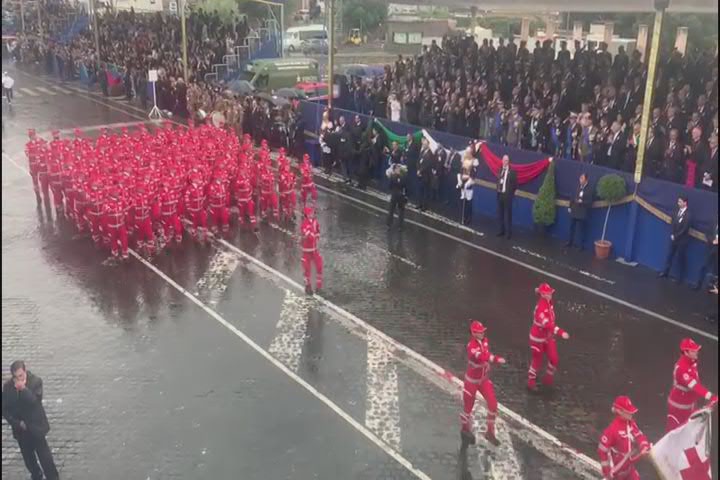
left=566, top=173, right=593, bottom=249
left=386, top=162, right=407, bottom=230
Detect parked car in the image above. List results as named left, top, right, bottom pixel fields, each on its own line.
left=301, top=38, right=330, bottom=56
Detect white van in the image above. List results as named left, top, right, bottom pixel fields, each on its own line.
left=284, top=25, right=327, bottom=53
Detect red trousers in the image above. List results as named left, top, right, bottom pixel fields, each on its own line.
left=279, top=192, right=296, bottom=219
left=188, top=210, right=208, bottom=240
left=260, top=193, right=278, bottom=220
left=301, top=185, right=318, bottom=205
left=50, top=183, right=63, bottom=209
left=134, top=217, right=155, bottom=252
left=302, top=251, right=323, bottom=289
left=162, top=213, right=183, bottom=244
left=666, top=401, right=695, bottom=432
left=107, top=225, right=128, bottom=258
left=210, top=206, right=229, bottom=233
left=236, top=199, right=256, bottom=227
left=87, top=213, right=103, bottom=245
left=528, top=339, right=558, bottom=388
left=461, top=379, right=497, bottom=436
left=38, top=173, right=50, bottom=199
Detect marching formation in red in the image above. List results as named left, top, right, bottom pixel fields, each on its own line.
left=24, top=123, right=323, bottom=293
left=24, top=124, right=716, bottom=478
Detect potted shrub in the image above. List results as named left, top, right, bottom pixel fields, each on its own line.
left=594, top=174, right=627, bottom=260
left=532, top=160, right=556, bottom=235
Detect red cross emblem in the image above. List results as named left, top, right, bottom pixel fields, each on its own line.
left=680, top=447, right=710, bottom=480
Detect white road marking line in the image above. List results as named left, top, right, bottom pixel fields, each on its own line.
left=207, top=234, right=602, bottom=478
left=12, top=91, right=22, bottom=98
left=51, top=85, right=75, bottom=94
left=127, top=249, right=432, bottom=480
left=193, top=249, right=240, bottom=307
left=35, top=86, right=57, bottom=95
left=365, top=242, right=421, bottom=270
left=315, top=184, right=718, bottom=342
left=268, top=290, right=311, bottom=373
left=471, top=406, right=522, bottom=478
left=512, top=246, right=615, bottom=285
left=2, top=153, right=29, bottom=174
left=19, top=88, right=39, bottom=97
left=365, top=336, right=402, bottom=451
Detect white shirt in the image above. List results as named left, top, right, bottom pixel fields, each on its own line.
left=2, top=75, right=14, bottom=89
left=390, top=100, right=401, bottom=122
left=678, top=207, right=687, bottom=220
left=500, top=167, right=509, bottom=193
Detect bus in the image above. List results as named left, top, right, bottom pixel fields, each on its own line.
left=238, top=58, right=321, bottom=92
left=284, top=24, right=327, bottom=53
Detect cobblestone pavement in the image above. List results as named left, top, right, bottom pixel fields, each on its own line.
left=2, top=66, right=718, bottom=479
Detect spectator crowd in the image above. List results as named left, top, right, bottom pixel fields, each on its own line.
left=344, top=36, right=718, bottom=191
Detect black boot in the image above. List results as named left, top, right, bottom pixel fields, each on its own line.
left=305, top=285, right=313, bottom=295
left=484, top=431, right=500, bottom=447
left=460, top=430, right=476, bottom=450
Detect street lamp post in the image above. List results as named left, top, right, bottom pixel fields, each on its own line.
left=327, top=0, right=334, bottom=111
left=634, top=8, right=665, bottom=184
left=20, top=0, right=26, bottom=33
left=91, top=0, right=100, bottom=64
left=180, top=0, right=188, bottom=81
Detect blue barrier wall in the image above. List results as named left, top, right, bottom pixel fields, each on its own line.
left=300, top=101, right=718, bottom=285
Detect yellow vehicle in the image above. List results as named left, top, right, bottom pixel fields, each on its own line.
left=348, top=28, right=362, bottom=46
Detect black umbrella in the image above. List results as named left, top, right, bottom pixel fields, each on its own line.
left=228, top=80, right=254, bottom=95
left=275, top=88, right=306, bottom=100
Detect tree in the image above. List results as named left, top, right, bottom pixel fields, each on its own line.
left=341, top=0, right=387, bottom=34
left=532, top=160, right=557, bottom=227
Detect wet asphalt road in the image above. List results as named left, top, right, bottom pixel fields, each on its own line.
left=2, top=65, right=718, bottom=479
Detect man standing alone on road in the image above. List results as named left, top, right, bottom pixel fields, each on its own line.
left=2, top=360, right=59, bottom=480
left=496, top=155, right=517, bottom=239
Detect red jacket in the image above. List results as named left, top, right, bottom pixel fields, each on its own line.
left=234, top=175, right=252, bottom=203
left=301, top=218, right=320, bottom=253
left=668, top=354, right=713, bottom=412
left=208, top=182, right=227, bottom=209
left=133, top=194, right=152, bottom=221
left=104, top=199, right=126, bottom=229
left=184, top=185, right=205, bottom=213
left=464, top=337, right=503, bottom=385
left=598, top=417, right=649, bottom=479
left=530, top=298, right=566, bottom=345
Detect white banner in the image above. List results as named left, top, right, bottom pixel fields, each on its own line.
left=650, top=408, right=713, bottom=480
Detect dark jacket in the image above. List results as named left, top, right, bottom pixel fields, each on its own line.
left=2, top=371, right=50, bottom=440
left=388, top=167, right=407, bottom=197
left=570, top=182, right=593, bottom=220
left=671, top=207, right=691, bottom=244
left=606, top=131, right=627, bottom=170
left=417, top=147, right=435, bottom=184
left=496, top=166, right=517, bottom=198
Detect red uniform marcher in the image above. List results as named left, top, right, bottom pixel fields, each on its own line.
left=233, top=171, right=257, bottom=228
left=300, top=155, right=318, bottom=205
left=160, top=184, right=183, bottom=247
left=103, top=188, right=129, bottom=259
left=460, top=320, right=506, bottom=449
left=301, top=207, right=323, bottom=294
left=666, top=338, right=717, bottom=432
left=208, top=176, right=230, bottom=234
left=133, top=183, right=156, bottom=256
left=26, top=129, right=43, bottom=201
left=185, top=178, right=208, bottom=243
left=598, top=396, right=650, bottom=480
left=259, top=169, right=279, bottom=221
left=278, top=169, right=297, bottom=221
left=85, top=180, right=105, bottom=247
left=527, top=283, right=569, bottom=390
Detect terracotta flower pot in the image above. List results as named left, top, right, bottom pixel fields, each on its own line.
left=594, top=240, right=612, bottom=260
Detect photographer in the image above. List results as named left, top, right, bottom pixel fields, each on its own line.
left=386, top=162, right=408, bottom=230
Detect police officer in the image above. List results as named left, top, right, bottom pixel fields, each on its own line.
left=386, top=162, right=407, bottom=230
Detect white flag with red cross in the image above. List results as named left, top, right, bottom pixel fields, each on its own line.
left=650, top=407, right=713, bottom=480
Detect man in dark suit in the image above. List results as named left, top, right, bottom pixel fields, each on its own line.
left=659, top=195, right=692, bottom=281
left=646, top=127, right=665, bottom=178
left=662, top=128, right=686, bottom=183
left=417, top=139, right=435, bottom=211
left=606, top=121, right=627, bottom=170
left=2, top=360, right=58, bottom=480
left=694, top=220, right=718, bottom=290
left=566, top=173, right=593, bottom=249
left=496, top=155, right=518, bottom=239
